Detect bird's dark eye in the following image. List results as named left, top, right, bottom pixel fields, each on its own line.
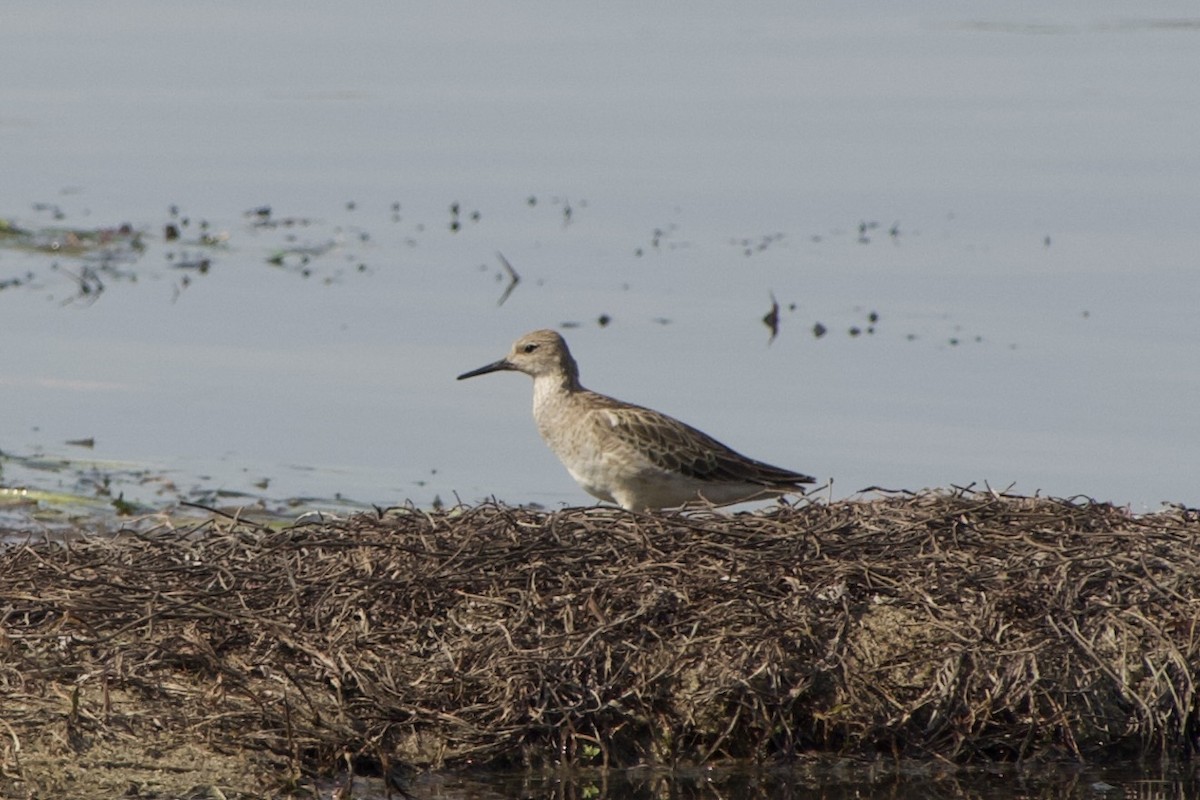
left=523, top=343, right=539, bottom=353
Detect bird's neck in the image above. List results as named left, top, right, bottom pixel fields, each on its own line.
left=532, top=370, right=582, bottom=418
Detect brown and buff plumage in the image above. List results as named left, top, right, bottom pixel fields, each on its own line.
left=458, top=329, right=815, bottom=510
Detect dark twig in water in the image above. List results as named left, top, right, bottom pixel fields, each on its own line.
left=763, top=291, right=780, bottom=343
left=495, top=251, right=521, bottom=306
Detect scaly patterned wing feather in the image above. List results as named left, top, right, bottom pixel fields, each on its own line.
left=582, top=394, right=815, bottom=487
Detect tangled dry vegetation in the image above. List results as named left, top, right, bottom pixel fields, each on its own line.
left=1, top=489, right=1198, bottom=796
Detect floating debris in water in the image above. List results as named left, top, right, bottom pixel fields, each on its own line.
left=448, top=202, right=481, bottom=233
left=762, top=292, right=780, bottom=343
left=244, top=206, right=313, bottom=229
left=732, top=232, right=784, bottom=257
left=266, top=241, right=335, bottom=269
left=495, top=252, right=521, bottom=306
left=110, top=492, right=138, bottom=516
left=636, top=222, right=687, bottom=256
left=0, top=221, right=141, bottom=258
left=857, top=219, right=879, bottom=244
left=0, top=219, right=32, bottom=239
left=31, top=202, right=66, bottom=220
left=0, top=270, right=34, bottom=292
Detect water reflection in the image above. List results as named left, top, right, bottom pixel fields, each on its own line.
left=319, top=762, right=1199, bottom=800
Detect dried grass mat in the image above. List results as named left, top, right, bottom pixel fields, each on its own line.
left=2, top=490, right=1198, bottom=794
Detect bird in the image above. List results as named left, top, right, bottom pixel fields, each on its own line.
left=456, top=329, right=815, bottom=510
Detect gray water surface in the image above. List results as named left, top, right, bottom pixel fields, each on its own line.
left=1, top=1, right=1197, bottom=516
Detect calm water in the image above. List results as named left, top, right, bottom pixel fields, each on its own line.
left=1, top=1, right=1198, bottom=517
left=332, top=761, right=1200, bottom=800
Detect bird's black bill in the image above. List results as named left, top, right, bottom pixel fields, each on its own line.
left=456, top=359, right=513, bottom=380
